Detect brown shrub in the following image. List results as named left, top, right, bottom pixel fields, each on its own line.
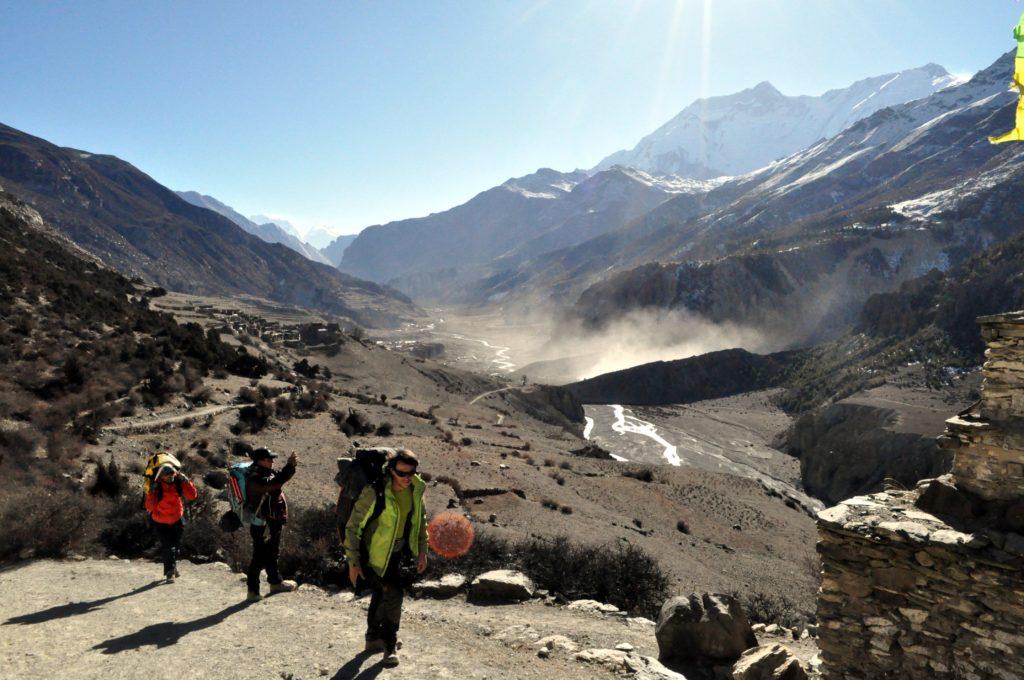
left=0, top=487, right=95, bottom=561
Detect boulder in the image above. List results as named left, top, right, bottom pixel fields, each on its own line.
left=468, top=570, right=535, bottom=604
left=732, top=643, right=808, bottom=680
left=655, top=593, right=757, bottom=665
left=412, top=573, right=466, bottom=599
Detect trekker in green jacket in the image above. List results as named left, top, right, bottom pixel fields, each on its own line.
left=344, top=449, right=428, bottom=668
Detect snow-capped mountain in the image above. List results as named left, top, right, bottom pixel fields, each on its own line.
left=546, top=51, right=1024, bottom=343
left=595, top=63, right=964, bottom=179
left=250, top=214, right=303, bottom=239
left=305, top=226, right=341, bottom=250
left=175, top=193, right=331, bottom=265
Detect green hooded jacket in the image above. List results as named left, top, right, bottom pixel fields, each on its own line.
left=344, top=473, right=428, bottom=576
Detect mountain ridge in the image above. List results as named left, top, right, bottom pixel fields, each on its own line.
left=0, top=122, right=419, bottom=327
left=175, top=191, right=331, bottom=265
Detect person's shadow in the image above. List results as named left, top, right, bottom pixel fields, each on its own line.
left=92, top=600, right=254, bottom=654
left=4, top=580, right=164, bottom=626
left=332, top=650, right=384, bottom=680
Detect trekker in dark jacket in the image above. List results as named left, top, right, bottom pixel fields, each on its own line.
left=246, top=447, right=298, bottom=601
left=144, top=464, right=198, bottom=582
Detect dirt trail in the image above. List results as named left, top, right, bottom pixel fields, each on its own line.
left=102, top=404, right=240, bottom=433
left=468, top=386, right=517, bottom=405
left=0, top=559, right=662, bottom=679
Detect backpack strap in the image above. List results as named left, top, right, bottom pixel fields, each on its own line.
left=368, top=478, right=387, bottom=523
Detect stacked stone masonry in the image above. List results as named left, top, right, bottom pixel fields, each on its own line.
left=816, top=311, right=1024, bottom=679
left=817, top=491, right=1024, bottom=679
left=979, top=311, right=1024, bottom=423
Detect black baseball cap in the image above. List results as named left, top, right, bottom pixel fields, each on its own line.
left=251, top=447, right=278, bottom=461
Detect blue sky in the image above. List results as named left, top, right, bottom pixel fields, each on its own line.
left=1, top=1, right=1018, bottom=236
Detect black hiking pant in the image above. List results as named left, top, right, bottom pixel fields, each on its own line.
left=153, top=520, right=183, bottom=577
left=247, top=521, right=283, bottom=591
left=363, top=555, right=405, bottom=651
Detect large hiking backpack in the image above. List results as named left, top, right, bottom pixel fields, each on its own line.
left=335, top=447, right=394, bottom=537
left=143, top=452, right=181, bottom=495
left=226, top=461, right=266, bottom=528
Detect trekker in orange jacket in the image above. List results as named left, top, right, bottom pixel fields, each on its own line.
left=144, top=464, right=198, bottom=582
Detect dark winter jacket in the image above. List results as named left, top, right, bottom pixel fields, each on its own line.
left=246, top=460, right=296, bottom=523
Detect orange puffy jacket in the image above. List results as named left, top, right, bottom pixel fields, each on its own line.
left=145, top=478, right=198, bottom=524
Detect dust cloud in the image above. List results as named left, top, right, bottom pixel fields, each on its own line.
left=517, top=307, right=781, bottom=383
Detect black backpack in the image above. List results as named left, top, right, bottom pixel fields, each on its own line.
left=335, top=448, right=394, bottom=537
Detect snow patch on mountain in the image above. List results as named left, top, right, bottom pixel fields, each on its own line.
left=595, top=63, right=964, bottom=179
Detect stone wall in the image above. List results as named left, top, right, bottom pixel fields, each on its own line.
left=816, top=488, right=1024, bottom=679
left=979, top=311, right=1024, bottom=422
left=946, top=311, right=1024, bottom=501
left=815, top=311, right=1024, bottom=679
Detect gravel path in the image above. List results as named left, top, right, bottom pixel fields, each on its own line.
left=102, top=404, right=240, bottom=434
left=0, top=559, right=660, bottom=679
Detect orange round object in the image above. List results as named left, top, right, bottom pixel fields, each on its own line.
left=427, top=511, right=475, bottom=559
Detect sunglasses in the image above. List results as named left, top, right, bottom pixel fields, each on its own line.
left=391, top=467, right=417, bottom=478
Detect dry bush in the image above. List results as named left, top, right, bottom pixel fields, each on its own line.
left=427, top=532, right=668, bottom=618
left=435, top=475, right=463, bottom=499
left=0, top=487, right=95, bottom=561
left=277, top=503, right=346, bottom=587
left=736, top=591, right=808, bottom=630
left=90, top=456, right=126, bottom=497
left=623, top=467, right=656, bottom=483
left=331, top=409, right=375, bottom=436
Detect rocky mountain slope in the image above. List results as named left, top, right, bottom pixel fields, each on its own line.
left=322, top=233, right=358, bottom=266
left=566, top=349, right=798, bottom=406
left=595, top=64, right=960, bottom=179
left=487, top=51, right=1023, bottom=340
left=338, top=167, right=710, bottom=300
left=0, top=122, right=418, bottom=327
left=175, top=191, right=331, bottom=265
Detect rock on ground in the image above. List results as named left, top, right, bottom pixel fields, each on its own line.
left=732, top=643, right=808, bottom=680
left=412, top=573, right=466, bottom=599
left=655, top=592, right=757, bottom=665
left=574, top=649, right=687, bottom=680
left=468, top=569, right=535, bottom=604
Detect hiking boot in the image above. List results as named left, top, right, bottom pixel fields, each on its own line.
left=382, top=651, right=400, bottom=668
left=268, top=580, right=297, bottom=594
left=364, top=638, right=385, bottom=654
left=172, top=567, right=180, bottom=578
left=164, top=573, right=176, bottom=583
left=246, top=590, right=262, bottom=602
